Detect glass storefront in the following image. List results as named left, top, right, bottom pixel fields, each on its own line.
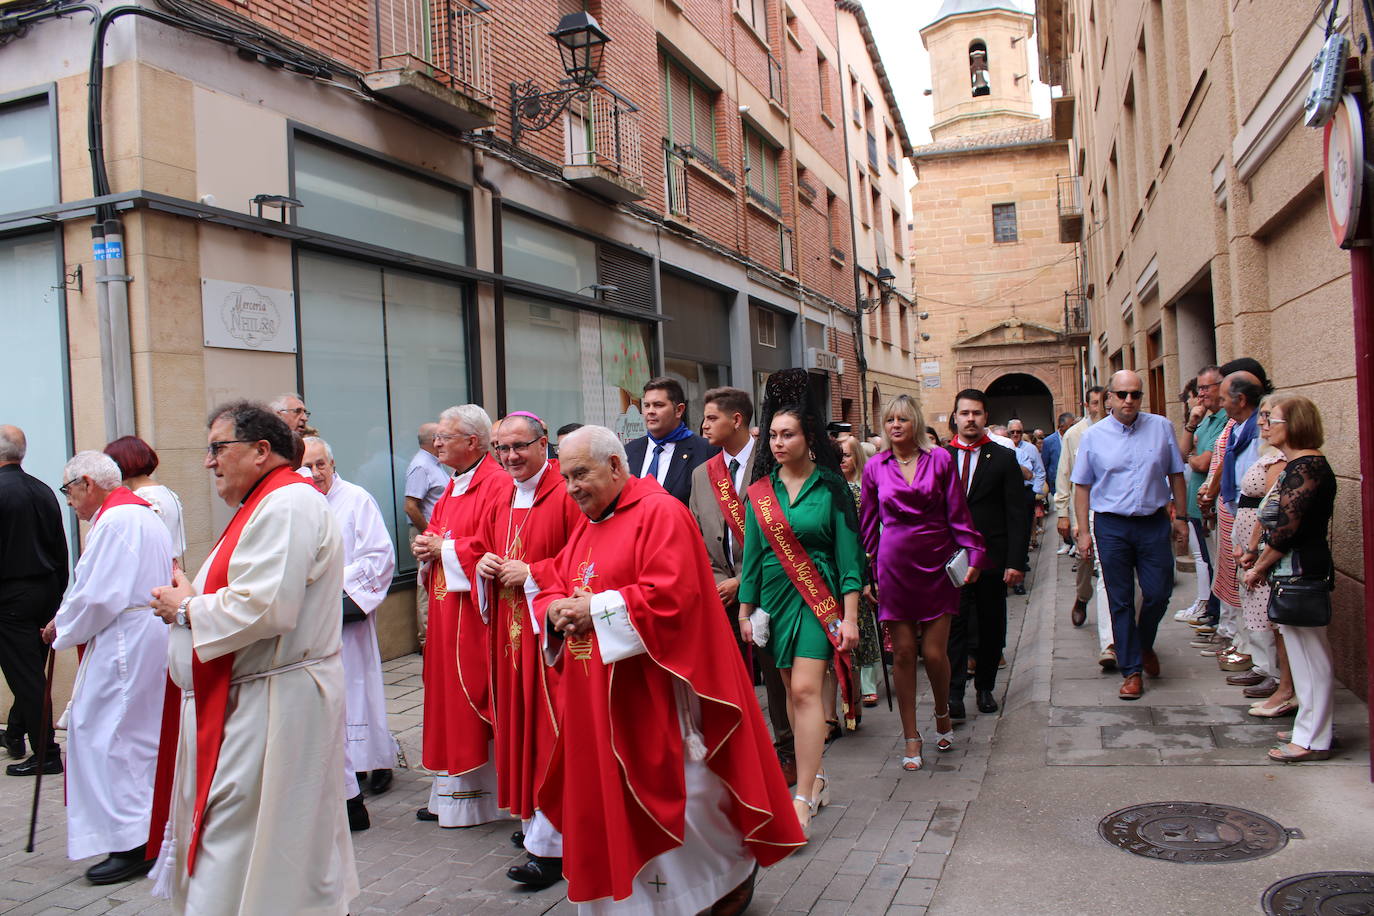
left=661, top=271, right=731, bottom=429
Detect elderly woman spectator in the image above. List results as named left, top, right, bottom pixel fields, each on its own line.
left=103, top=436, right=186, bottom=564
left=1241, top=395, right=1336, bottom=762
left=839, top=436, right=882, bottom=710
left=860, top=395, right=984, bottom=769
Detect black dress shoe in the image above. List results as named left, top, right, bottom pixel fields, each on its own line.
left=85, top=846, right=153, bottom=885
left=368, top=768, right=393, bottom=795
left=976, top=690, right=999, bottom=714
left=511, top=830, right=526, bottom=850
left=948, top=695, right=966, bottom=721
left=416, top=806, right=439, bottom=822
left=347, top=793, right=370, bottom=831
left=2, top=731, right=25, bottom=759
left=355, top=771, right=368, bottom=791
left=6, top=753, right=61, bottom=776
left=1012, top=584, right=1027, bottom=596
left=711, top=864, right=758, bottom=915
left=507, top=854, right=563, bottom=888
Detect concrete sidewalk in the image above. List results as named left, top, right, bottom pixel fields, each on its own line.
left=932, top=534, right=1372, bottom=916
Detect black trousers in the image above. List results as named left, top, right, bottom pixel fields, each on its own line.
left=0, top=577, right=62, bottom=754
left=948, top=569, right=1008, bottom=695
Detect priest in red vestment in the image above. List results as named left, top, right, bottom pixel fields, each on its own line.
left=531, top=425, right=802, bottom=915
left=412, top=404, right=512, bottom=827
left=455, top=412, right=583, bottom=889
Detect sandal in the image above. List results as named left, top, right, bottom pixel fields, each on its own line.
left=934, top=710, right=955, bottom=753
left=812, top=772, right=830, bottom=809
left=901, top=735, right=923, bottom=771
left=825, top=719, right=842, bottom=744
left=1248, top=698, right=1298, bottom=718
left=792, top=794, right=815, bottom=838
left=1267, top=744, right=1331, bottom=763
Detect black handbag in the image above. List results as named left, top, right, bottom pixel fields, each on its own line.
left=1266, top=574, right=1333, bottom=627
left=342, top=593, right=367, bottom=624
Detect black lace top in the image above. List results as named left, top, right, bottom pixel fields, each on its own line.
left=1258, top=455, right=1335, bottom=577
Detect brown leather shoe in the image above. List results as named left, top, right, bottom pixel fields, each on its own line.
left=1142, top=650, right=1160, bottom=677
left=1226, top=671, right=1265, bottom=687
left=1070, top=600, right=1087, bottom=627
left=1243, top=677, right=1279, bottom=698
left=1119, top=673, right=1144, bottom=700
left=711, top=864, right=758, bottom=915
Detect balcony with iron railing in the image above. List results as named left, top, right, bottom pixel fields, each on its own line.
left=1064, top=291, right=1089, bottom=338
left=663, top=141, right=690, bottom=221
left=1047, top=57, right=1074, bottom=141
left=563, top=84, right=646, bottom=203
left=1057, top=174, right=1083, bottom=243
left=364, top=0, right=496, bottom=130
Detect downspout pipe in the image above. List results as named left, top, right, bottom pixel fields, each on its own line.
left=833, top=8, right=872, bottom=437
left=98, top=217, right=136, bottom=438
left=473, top=151, right=505, bottom=414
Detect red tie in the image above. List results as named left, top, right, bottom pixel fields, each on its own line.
left=960, top=448, right=972, bottom=492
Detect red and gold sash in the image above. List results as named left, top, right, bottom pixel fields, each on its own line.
left=146, top=464, right=311, bottom=871
left=705, top=453, right=746, bottom=545
left=745, top=477, right=856, bottom=728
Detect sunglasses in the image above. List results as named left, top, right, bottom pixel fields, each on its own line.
left=1112, top=390, right=1144, bottom=401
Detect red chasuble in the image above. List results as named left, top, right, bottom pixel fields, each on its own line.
left=421, top=455, right=512, bottom=774
left=454, top=460, right=584, bottom=820
left=531, top=475, right=803, bottom=904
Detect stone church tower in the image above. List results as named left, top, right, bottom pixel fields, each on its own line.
left=909, top=0, right=1085, bottom=432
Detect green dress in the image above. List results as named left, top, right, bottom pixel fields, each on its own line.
left=738, top=466, right=865, bottom=668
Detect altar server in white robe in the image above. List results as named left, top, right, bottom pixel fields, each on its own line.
left=149, top=401, right=356, bottom=916
left=43, top=451, right=172, bottom=885
left=303, top=437, right=398, bottom=828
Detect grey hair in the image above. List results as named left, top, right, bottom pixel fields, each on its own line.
left=439, top=404, right=492, bottom=448
left=64, top=450, right=121, bottom=491
left=302, top=436, right=333, bottom=460
left=562, top=425, right=626, bottom=466
left=417, top=422, right=438, bottom=446
left=0, top=426, right=24, bottom=462
left=270, top=392, right=304, bottom=412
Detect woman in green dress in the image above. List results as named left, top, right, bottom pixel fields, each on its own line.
left=738, top=399, right=863, bottom=838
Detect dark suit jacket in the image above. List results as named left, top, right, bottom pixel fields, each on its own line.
left=0, top=464, right=68, bottom=616
left=625, top=433, right=719, bottom=505
left=944, top=442, right=1029, bottom=573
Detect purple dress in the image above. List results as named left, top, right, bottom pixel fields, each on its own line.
left=860, top=448, right=987, bottom=623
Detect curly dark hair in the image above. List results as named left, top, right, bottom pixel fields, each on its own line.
left=206, top=400, right=296, bottom=461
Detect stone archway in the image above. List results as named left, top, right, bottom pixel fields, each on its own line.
left=985, top=372, right=1055, bottom=432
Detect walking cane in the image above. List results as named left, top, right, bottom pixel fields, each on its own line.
left=874, top=601, right=893, bottom=711
left=26, top=647, right=56, bottom=853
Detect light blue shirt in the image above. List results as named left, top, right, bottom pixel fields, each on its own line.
left=1013, top=439, right=1046, bottom=493
left=1071, top=412, right=1186, bottom=515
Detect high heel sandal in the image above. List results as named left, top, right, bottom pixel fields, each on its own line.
left=934, top=710, right=955, bottom=753
left=901, top=735, right=923, bottom=771
left=812, top=772, right=830, bottom=809
left=793, top=794, right=816, bottom=838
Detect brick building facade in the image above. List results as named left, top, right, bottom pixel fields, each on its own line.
left=0, top=0, right=914, bottom=656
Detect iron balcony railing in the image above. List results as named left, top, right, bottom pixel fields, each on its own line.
left=1057, top=174, right=1083, bottom=218
left=1047, top=56, right=1073, bottom=98
left=767, top=54, right=785, bottom=106
left=664, top=141, right=690, bottom=219
left=567, top=85, right=644, bottom=185
left=375, top=0, right=493, bottom=101
left=1064, top=291, right=1089, bottom=335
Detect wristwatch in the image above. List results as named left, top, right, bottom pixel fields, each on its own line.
left=175, top=597, right=192, bottom=628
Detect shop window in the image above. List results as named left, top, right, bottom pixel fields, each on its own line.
left=503, top=210, right=598, bottom=294
left=757, top=309, right=778, bottom=347
left=0, top=94, right=57, bottom=213
left=299, top=251, right=470, bottom=573
left=293, top=133, right=468, bottom=265
left=504, top=296, right=654, bottom=443
left=661, top=272, right=730, bottom=423
left=992, top=202, right=1018, bottom=242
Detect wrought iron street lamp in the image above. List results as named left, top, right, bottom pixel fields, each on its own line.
left=510, top=12, right=612, bottom=144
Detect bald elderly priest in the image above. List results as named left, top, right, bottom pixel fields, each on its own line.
left=530, top=426, right=802, bottom=915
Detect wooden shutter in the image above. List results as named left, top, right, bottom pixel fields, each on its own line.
left=665, top=57, right=692, bottom=147
left=690, top=82, right=715, bottom=155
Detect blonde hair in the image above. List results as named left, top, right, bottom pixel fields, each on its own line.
left=839, top=434, right=868, bottom=482
left=880, top=394, right=933, bottom=453
left=1270, top=393, right=1324, bottom=450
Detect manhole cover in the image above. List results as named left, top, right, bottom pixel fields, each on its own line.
left=1262, top=872, right=1374, bottom=915
left=1098, top=802, right=1290, bottom=863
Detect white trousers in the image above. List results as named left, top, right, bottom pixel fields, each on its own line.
left=1187, top=525, right=1212, bottom=605
left=522, top=810, right=564, bottom=858
left=1278, top=624, right=1334, bottom=750
left=1217, top=601, right=1240, bottom=640
left=426, top=746, right=500, bottom=827
left=1089, top=520, right=1112, bottom=651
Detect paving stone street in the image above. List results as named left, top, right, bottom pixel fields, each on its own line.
left=1, top=522, right=1369, bottom=915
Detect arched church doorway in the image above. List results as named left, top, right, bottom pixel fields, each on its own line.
left=986, top=372, right=1054, bottom=433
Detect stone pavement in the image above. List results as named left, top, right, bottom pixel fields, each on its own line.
left=1, top=528, right=1368, bottom=914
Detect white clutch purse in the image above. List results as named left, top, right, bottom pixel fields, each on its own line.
left=748, top=608, right=771, bottom=647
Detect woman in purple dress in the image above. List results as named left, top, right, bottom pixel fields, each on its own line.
left=860, top=395, right=985, bottom=769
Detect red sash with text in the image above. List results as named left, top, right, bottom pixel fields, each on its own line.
left=146, top=464, right=311, bottom=872
left=745, top=478, right=856, bottom=728
left=705, top=453, right=747, bottom=545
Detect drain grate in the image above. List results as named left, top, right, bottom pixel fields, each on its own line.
left=1262, top=872, right=1374, bottom=915
left=1098, top=802, right=1290, bottom=863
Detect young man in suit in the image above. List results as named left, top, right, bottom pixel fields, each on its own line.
left=624, top=377, right=718, bottom=505
left=945, top=389, right=1030, bottom=718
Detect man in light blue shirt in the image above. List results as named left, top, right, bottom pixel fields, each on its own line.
left=1006, top=419, right=1046, bottom=594
left=1072, top=370, right=1189, bottom=701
